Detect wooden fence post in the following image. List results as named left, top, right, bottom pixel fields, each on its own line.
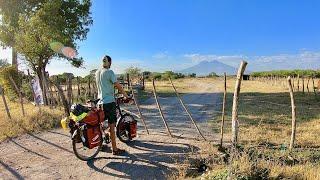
left=298, top=74, right=300, bottom=92
left=287, top=76, right=297, bottom=151
left=46, top=72, right=54, bottom=108
left=220, top=72, right=227, bottom=147
left=292, top=77, right=295, bottom=90
left=0, top=85, right=11, bottom=119
left=231, top=61, right=248, bottom=147
left=302, top=77, right=305, bottom=94
left=67, top=75, right=73, bottom=106
left=129, top=81, right=149, bottom=134
left=307, top=78, right=310, bottom=93
left=169, top=78, right=206, bottom=141
left=8, top=75, right=25, bottom=116
left=77, top=76, right=80, bottom=101
left=88, top=76, right=91, bottom=98
left=152, top=79, right=172, bottom=137
left=127, top=73, right=130, bottom=90
left=142, top=72, right=145, bottom=90
left=312, top=77, right=317, bottom=96
left=53, top=78, right=70, bottom=115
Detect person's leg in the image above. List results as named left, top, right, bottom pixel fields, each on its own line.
left=104, top=102, right=125, bottom=154
left=108, top=122, right=118, bottom=151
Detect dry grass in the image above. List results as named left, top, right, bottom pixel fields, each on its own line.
left=148, top=77, right=320, bottom=179
left=209, top=78, right=320, bottom=179
left=0, top=98, right=64, bottom=142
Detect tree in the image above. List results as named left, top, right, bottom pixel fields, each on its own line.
left=208, top=72, right=218, bottom=77
left=188, top=73, right=196, bottom=78
left=125, top=66, right=141, bottom=78
left=1, top=0, right=92, bottom=103
left=0, top=0, right=40, bottom=69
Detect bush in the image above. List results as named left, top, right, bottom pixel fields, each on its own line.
left=207, top=72, right=219, bottom=77
left=0, top=66, right=22, bottom=100
left=251, top=69, right=320, bottom=78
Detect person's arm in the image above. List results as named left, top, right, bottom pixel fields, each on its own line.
left=114, top=82, right=129, bottom=98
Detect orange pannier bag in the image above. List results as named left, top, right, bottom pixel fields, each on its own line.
left=82, top=109, right=105, bottom=149
left=84, top=126, right=102, bottom=149
left=83, top=109, right=105, bottom=126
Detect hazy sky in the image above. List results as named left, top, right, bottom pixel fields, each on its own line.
left=1, top=0, right=320, bottom=76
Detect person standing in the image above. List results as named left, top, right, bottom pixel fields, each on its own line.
left=95, top=55, right=129, bottom=155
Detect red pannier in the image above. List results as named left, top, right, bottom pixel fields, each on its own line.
left=127, top=120, right=137, bottom=139
left=82, top=109, right=105, bottom=149
left=83, top=109, right=105, bottom=126
left=83, top=125, right=102, bottom=149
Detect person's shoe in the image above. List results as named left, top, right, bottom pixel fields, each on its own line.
left=112, top=148, right=125, bottom=155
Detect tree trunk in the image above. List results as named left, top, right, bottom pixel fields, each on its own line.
left=11, top=47, right=18, bottom=70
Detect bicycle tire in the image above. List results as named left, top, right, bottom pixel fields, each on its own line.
left=72, top=136, right=102, bottom=161
left=116, top=114, right=135, bottom=143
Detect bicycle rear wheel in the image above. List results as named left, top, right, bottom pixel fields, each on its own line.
left=72, top=136, right=102, bottom=161
left=116, top=114, right=135, bottom=143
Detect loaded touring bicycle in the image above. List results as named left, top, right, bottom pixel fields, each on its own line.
left=62, top=96, right=137, bottom=161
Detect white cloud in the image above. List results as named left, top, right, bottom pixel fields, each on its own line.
left=152, top=51, right=170, bottom=59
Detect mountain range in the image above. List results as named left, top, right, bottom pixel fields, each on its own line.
left=178, top=60, right=237, bottom=76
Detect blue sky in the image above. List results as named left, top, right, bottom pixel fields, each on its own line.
left=1, top=0, right=320, bottom=76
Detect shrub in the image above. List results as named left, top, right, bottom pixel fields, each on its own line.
left=0, top=66, right=22, bottom=100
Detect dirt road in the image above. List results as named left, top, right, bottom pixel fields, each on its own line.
left=0, top=81, right=220, bottom=179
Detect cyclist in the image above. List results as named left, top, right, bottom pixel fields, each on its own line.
left=95, top=55, right=130, bottom=155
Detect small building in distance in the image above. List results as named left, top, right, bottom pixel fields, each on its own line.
left=243, top=74, right=250, bottom=80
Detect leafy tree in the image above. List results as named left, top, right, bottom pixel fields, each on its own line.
left=125, top=66, right=141, bottom=78
left=1, top=0, right=92, bottom=97
left=151, top=72, right=162, bottom=80
left=188, top=73, right=196, bottom=78
left=207, top=72, right=218, bottom=77
left=0, top=0, right=32, bottom=68
left=251, top=69, right=320, bottom=78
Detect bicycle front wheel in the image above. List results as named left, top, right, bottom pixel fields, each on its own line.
left=72, top=137, right=102, bottom=161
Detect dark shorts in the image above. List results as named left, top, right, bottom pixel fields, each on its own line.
left=103, top=102, right=117, bottom=124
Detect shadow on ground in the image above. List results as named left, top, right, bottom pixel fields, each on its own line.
left=87, top=139, right=200, bottom=179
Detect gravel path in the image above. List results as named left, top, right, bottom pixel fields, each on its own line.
left=0, top=81, right=221, bottom=179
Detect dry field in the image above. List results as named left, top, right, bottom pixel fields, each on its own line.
left=1, top=77, right=320, bottom=179
left=0, top=99, right=64, bottom=141
left=144, top=77, right=320, bottom=179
